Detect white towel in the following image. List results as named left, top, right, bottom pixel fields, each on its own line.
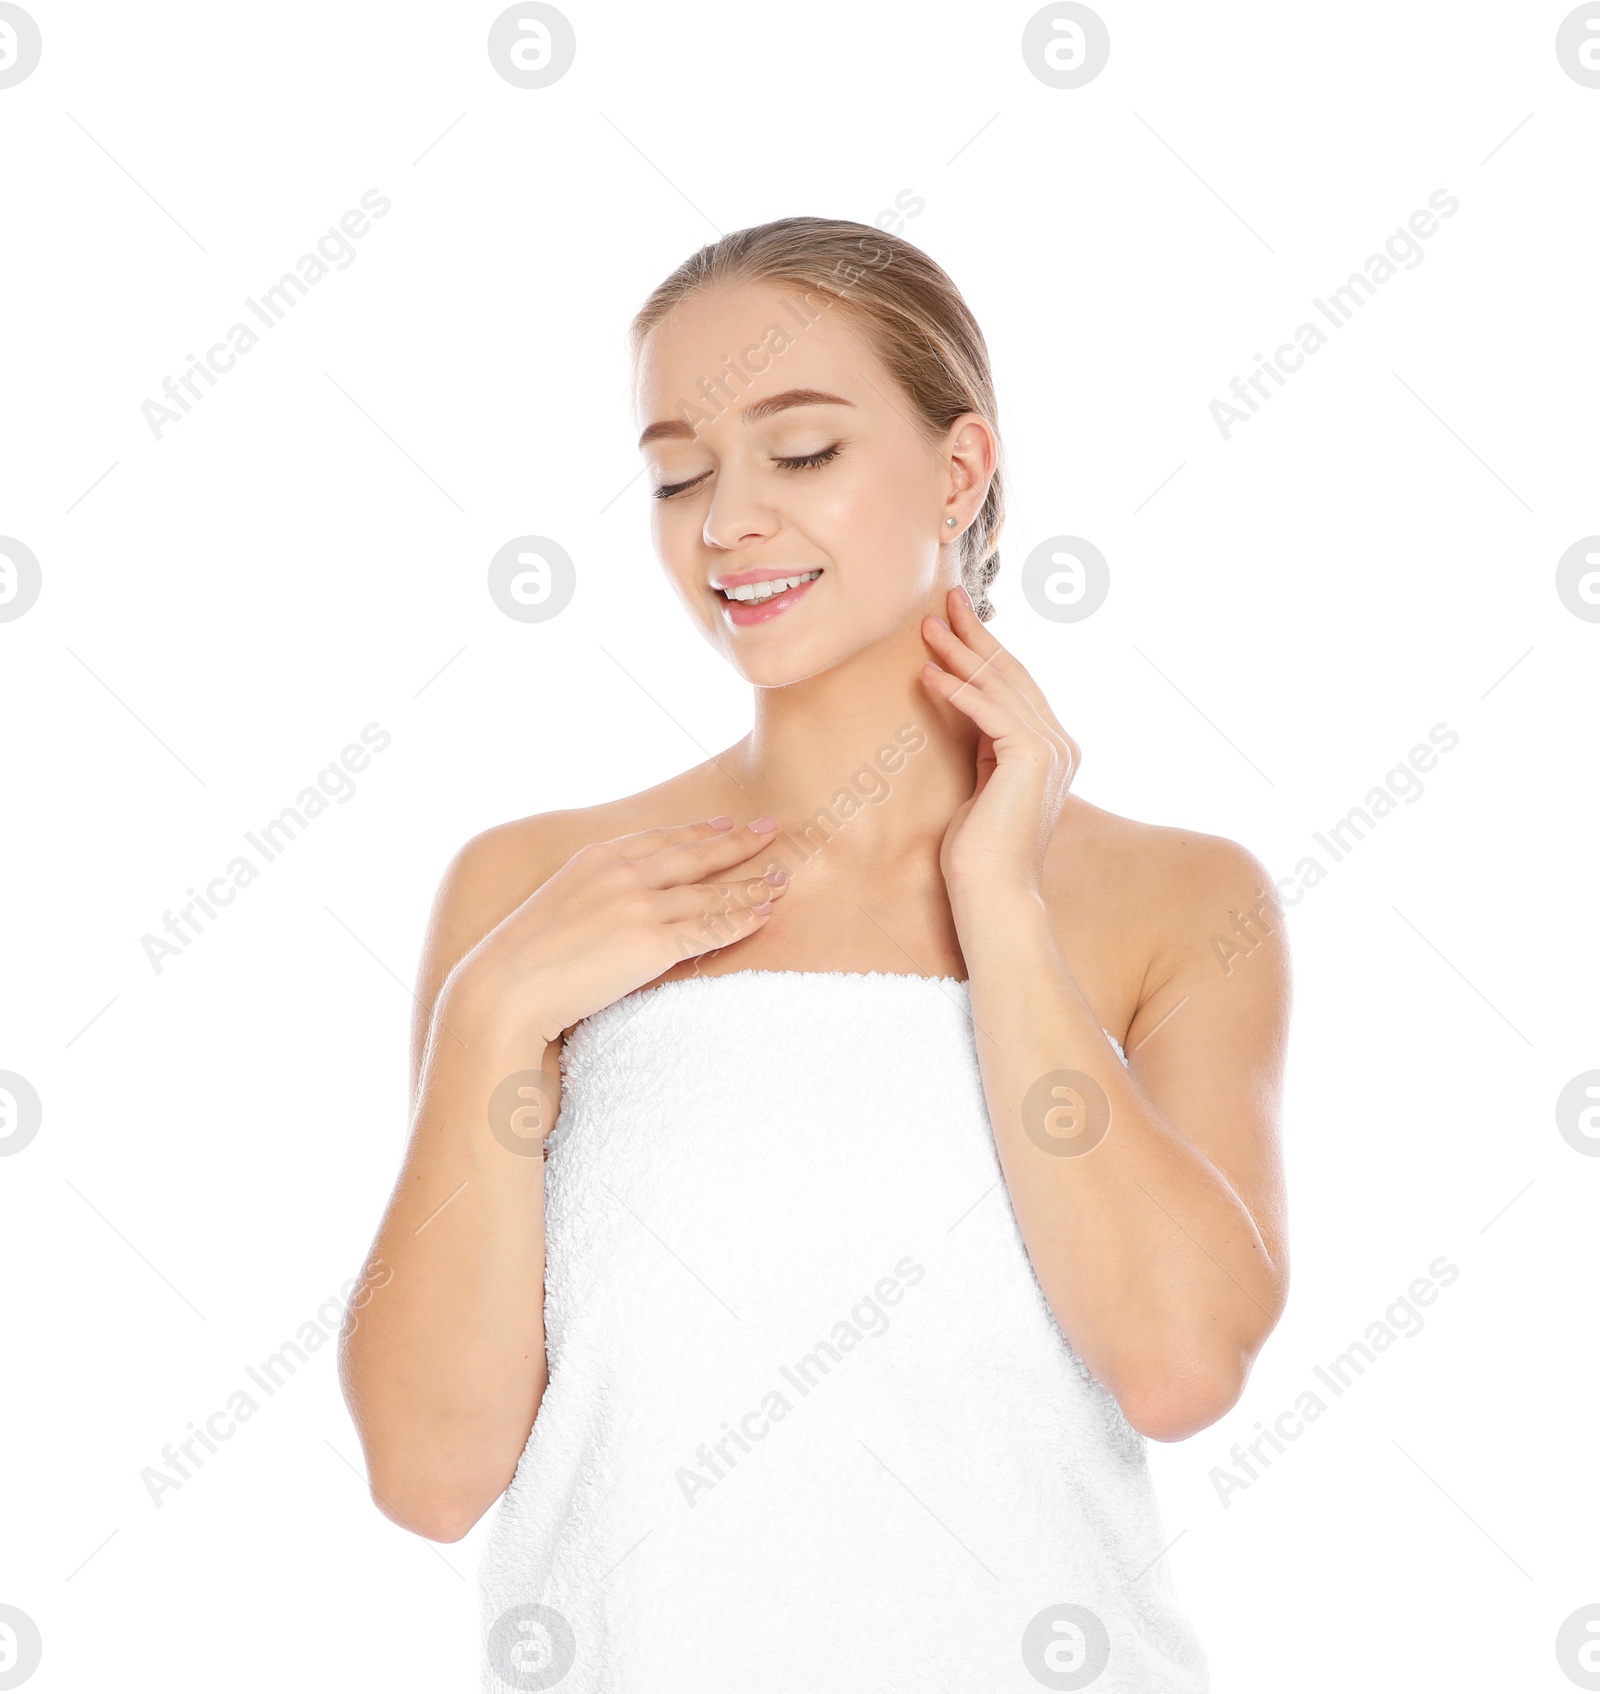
left=478, top=970, right=1208, bottom=1692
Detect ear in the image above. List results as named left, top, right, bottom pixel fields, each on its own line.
left=941, top=412, right=998, bottom=524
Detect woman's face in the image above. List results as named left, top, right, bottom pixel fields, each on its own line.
left=634, top=280, right=991, bottom=687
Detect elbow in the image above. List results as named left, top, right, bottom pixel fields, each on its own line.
left=369, top=1477, right=493, bottom=1543
left=356, top=1435, right=509, bottom=1544
left=401, top=1501, right=481, bottom=1545
left=1117, top=1276, right=1289, bottom=1442
left=1118, top=1357, right=1247, bottom=1443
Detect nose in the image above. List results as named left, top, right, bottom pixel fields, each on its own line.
left=701, top=462, right=779, bottom=553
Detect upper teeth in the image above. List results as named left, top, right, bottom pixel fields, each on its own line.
left=723, top=571, right=820, bottom=603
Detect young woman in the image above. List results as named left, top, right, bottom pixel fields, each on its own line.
left=339, top=217, right=1290, bottom=1693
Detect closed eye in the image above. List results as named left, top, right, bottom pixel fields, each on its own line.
left=775, top=443, right=842, bottom=473
left=651, top=443, right=844, bottom=500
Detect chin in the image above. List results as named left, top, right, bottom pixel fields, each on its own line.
left=715, top=617, right=909, bottom=689
left=719, top=638, right=837, bottom=689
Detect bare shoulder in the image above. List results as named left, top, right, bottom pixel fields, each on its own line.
left=431, top=764, right=727, bottom=954
left=1052, top=789, right=1280, bottom=928
left=1045, top=793, right=1288, bottom=1025
left=407, top=763, right=728, bottom=1074
left=1051, top=795, right=1291, bottom=1270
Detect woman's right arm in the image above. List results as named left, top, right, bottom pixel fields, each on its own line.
left=336, top=813, right=784, bottom=1542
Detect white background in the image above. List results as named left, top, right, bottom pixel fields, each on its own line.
left=2, top=2, right=1597, bottom=1689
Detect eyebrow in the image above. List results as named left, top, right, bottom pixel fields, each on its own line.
left=637, top=388, right=855, bottom=449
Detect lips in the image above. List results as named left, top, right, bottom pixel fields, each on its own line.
left=712, top=568, right=822, bottom=627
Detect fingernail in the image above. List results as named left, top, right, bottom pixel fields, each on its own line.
left=749, top=815, right=776, bottom=832
left=752, top=900, right=774, bottom=915
left=933, top=615, right=950, bottom=632
left=708, top=815, right=734, bottom=829
left=764, top=869, right=788, bottom=887
left=956, top=584, right=973, bottom=606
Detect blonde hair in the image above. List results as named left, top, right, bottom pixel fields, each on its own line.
left=628, top=216, right=1005, bottom=621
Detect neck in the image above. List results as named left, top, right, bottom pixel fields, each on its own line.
left=715, top=618, right=980, bottom=868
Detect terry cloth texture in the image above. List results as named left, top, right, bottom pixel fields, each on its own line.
left=478, top=969, right=1208, bottom=1693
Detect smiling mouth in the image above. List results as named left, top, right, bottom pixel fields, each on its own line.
left=716, top=570, right=822, bottom=605
left=714, top=569, right=823, bottom=626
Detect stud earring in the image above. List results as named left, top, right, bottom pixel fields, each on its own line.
left=945, top=517, right=957, bottom=528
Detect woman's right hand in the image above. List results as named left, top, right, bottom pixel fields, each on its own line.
left=442, top=816, right=786, bottom=1047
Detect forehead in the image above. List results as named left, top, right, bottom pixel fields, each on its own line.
left=633, top=279, right=886, bottom=431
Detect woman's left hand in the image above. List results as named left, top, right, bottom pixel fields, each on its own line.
left=920, top=583, right=1080, bottom=902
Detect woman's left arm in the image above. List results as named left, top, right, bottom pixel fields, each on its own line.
left=921, top=587, right=1291, bottom=1443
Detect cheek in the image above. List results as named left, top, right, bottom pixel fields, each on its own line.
left=821, top=461, right=939, bottom=604
left=813, top=460, right=927, bottom=562
left=652, top=508, right=707, bottom=600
